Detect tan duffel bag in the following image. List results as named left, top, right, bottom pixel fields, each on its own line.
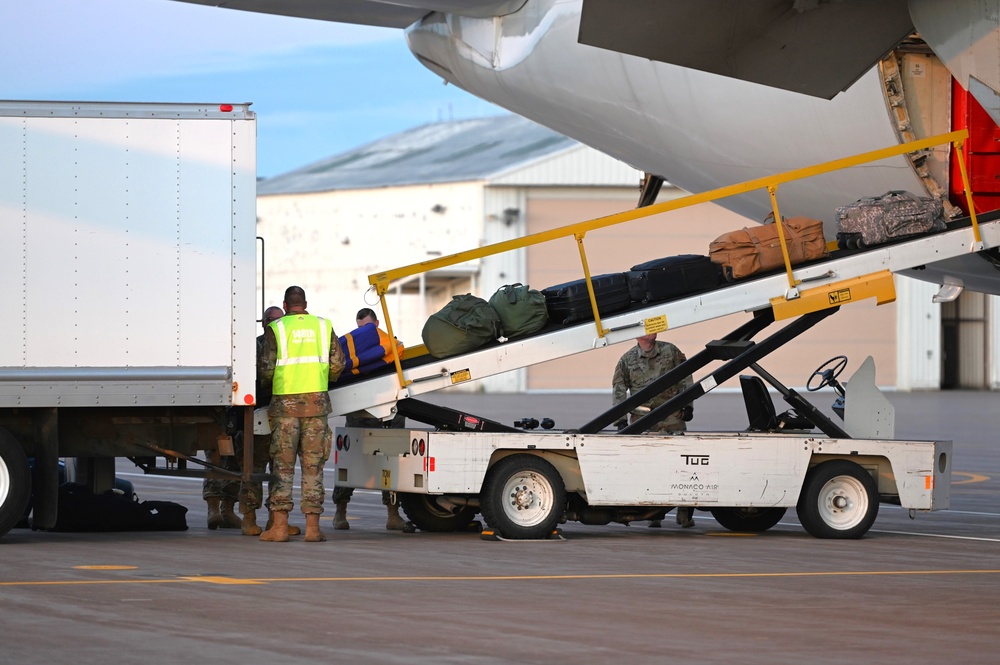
left=709, top=214, right=828, bottom=281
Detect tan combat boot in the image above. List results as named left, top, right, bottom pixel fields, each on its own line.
left=220, top=498, right=242, bottom=529
left=332, top=501, right=349, bottom=530
left=260, top=510, right=289, bottom=542
left=385, top=502, right=406, bottom=531
left=266, top=510, right=301, bottom=536
left=304, top=513, right=326, bottom=542
left=241, top=510, right=262, bottom=536
left=206, top=497, right=224, bottom=530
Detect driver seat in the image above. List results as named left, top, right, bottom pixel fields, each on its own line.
left=741, top=375, right=777, bottom=431
left=740, top=375, right=814, bottom=432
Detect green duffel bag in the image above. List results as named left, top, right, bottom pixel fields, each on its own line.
left=488, top=283, right=548, bottom=339
left=421, top=294, right=501, bottom=358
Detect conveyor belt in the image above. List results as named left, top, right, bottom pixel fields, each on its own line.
left=328, top=210, right=1000, bottom=419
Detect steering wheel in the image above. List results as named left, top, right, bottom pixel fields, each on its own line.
left=806, top=355, right=848, bottom=392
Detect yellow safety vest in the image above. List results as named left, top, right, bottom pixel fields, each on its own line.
left=271, top=314, right=331, bottom=395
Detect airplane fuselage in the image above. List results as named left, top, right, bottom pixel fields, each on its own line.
left=407, top=1, right=928, bottom=223
left=404, top=0, right=999, bottom=293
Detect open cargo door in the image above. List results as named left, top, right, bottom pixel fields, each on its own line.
left=951, top=79, right=1000, bottom=215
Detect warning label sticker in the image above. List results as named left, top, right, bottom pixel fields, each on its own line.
left=644, top=315, right=668, bottom=334
left=828, top=288, right=852, bottom=305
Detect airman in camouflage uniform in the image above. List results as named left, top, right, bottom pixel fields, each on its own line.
left=612, top=334, right=692, bottom=432
left=612, top=333, right=696, bottom=528
left=202, top=458, right=241, bottom=530
left=203, top=306, right=285, bottom=535
left=239, top=306, right=287, bottom=536
left=258, top=286, right=345, bottom=543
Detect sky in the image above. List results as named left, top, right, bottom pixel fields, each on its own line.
left=1, top=0, right=506, bottom=178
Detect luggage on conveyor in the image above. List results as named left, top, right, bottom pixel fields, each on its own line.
left=709, top=215, right=828, bottom=281
left=541, top=272, right=631, bottom=325
left=489, top=283, right=549, bottom=339
left=421, top=294, right=500, bottom=358
left=338, top=322, right=404, bottom=376
left=835, top=190, right=947, bottom=249
left=627, top=254, right=724, bottom=304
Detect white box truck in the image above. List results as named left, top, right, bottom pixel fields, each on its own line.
left=0, top=100, right=258, bottom=537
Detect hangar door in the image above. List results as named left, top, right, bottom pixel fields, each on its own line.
left=941, top=291, right=989, bottom=389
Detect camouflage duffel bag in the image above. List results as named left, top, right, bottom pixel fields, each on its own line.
left=835, top=190, right=947, bottom=249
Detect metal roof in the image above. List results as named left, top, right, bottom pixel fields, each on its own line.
left=257, top=114, right=578, bottom=195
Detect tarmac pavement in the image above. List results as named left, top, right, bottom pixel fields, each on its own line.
left=1, top=390, right=998, bottom=664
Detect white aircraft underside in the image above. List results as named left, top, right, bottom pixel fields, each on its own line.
left=175, top=0, right=1000, bottom=294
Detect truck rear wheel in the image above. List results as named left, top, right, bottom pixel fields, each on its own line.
left=480, top=454, right=566, bottom=539
left=399, top=494, right=477, bottom=532
left=0, top=427, right=32, bottom=538
left=710, top=507, right=786, bottom=532
left=797, top=460, right=879, bottom=539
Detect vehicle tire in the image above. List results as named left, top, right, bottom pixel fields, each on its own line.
left=797, top=460, right=879, bottom=539
left=0, top=427, right=32, bottom=538
left=710, top=506, right=786, bottom=532
left=399, top=493, right=477, bottom=533
left=480, top=454, right=566, bottom=539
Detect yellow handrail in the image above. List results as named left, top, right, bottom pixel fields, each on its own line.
left=369, top=129, right=975, bottom=390
left=953, top=139, right=982, bottom=246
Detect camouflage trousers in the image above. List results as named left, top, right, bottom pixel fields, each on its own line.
left=632, top=415, right=686, bottom=433
left=202, top=458, right=239, bottom=502
left=268, top=415, right=332, bottom=514
left=239, top=434, right=273, bottom=512
left=201, top=432, right=271, bottom=510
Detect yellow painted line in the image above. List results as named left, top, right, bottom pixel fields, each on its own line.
left=952, top=472, right=990, bottom=485
left=73, top=565, right=137, bottom=570
left=178, top=576, right=266, bottom=585
left=248, top=570, right=1000, bottom=582
left=0, top=579, right=184, bottom=587
left=3, top=569, right=999, bottom=587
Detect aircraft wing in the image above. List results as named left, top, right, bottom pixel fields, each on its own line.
left=172, top=0, right=525, bottom=28
left=577, top=0, right=914, bottom=99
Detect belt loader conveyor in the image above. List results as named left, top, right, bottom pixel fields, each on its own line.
left=328, top=210, right=1000, bottom=422
left=326, top=134, right=979, bottom=540
left=330, top=284, right=955, bottom=540
left=331, top=306, right=953, bottom=540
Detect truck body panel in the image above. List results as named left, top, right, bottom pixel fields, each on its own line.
left=0, top=101, right=257, bottom=537
left=0, top=101, right=257, bottom=408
